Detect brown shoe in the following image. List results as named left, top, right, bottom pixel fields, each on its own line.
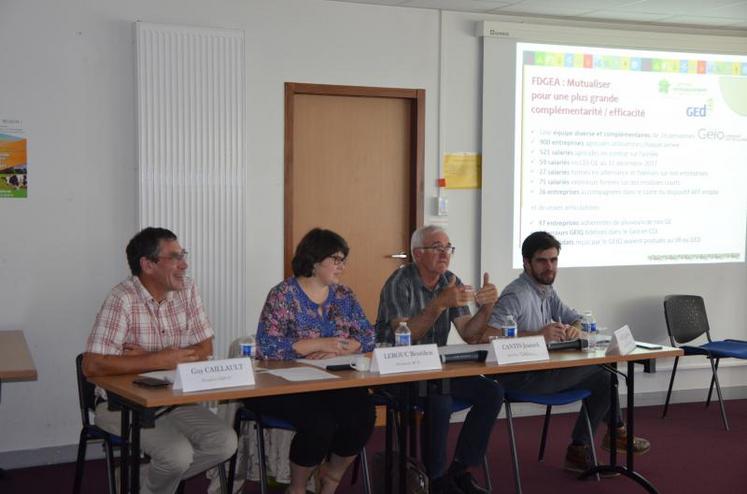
left=601, top=426, right=651, bottom=455
left=564, top=444, right=620, bottom=478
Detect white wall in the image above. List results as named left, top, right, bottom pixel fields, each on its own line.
left=442, top=11, right=747, bottom=398
left=0, top=0, right=744, bottom=462
left=0, top=0, right=441, bottom=457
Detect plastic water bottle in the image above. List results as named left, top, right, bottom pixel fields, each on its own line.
left=394, top=321, right=411, bottom=346
left=238, top=335, right=255, bottom=358
left=581, top=311, right=597, bottom=351
left=503, top=314, right=518, bottom=338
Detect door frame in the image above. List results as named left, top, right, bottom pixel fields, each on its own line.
left=283, top=82, right=425, bottom=276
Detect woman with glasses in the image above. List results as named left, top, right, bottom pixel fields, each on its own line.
left=250, top=228, right=375, bottom=494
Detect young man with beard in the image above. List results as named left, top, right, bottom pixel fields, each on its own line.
left=485, top=231, right=650, bottom=474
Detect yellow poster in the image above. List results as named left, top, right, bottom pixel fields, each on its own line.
left=443, top=153, right=481, bottom=189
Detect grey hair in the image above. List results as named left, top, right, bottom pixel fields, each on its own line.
left=410, top=225, right=447, bottom=257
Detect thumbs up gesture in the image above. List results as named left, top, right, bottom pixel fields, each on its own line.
left=438, top=274, right=474, bottom=309
left=475, top=272, right=498, bottom=307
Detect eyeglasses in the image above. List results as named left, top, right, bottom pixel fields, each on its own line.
left=152, top=250, right=189, bottom=262
left=417, top=244, right=455, bottom=255
left=327, top=255, right=347, bottom=266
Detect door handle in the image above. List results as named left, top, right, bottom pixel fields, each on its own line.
left=388, top=251, right=408, bottom=259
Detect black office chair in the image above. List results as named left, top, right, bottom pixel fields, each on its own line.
left=73, top=355, right=224, bottom=494
left=662, top=295, right=747, bottom=430
left=73, top=353, right=119, bottom=494
left=227, top=405, right=371, bottom=494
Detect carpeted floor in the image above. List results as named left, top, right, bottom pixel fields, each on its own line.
left=3, top=399, right=747, bottom=493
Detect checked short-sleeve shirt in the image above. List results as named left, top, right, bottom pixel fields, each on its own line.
left=375, top=263, right=470, bottom=346
left=86, top=276, right=214, bottom=355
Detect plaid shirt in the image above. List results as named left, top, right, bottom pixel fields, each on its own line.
left=375, top=263, right=470, bottom=346
left=86, top=276, right=214, bottom=355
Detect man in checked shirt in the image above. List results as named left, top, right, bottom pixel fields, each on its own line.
left=83, top=227, right=236, bottom=494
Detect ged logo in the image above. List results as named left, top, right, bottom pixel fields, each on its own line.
left=686, top=99, right=715, bottom=117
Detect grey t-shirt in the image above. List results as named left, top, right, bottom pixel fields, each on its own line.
left=489, top=272, right=580, bottom=334
left=375, top=263, right=470, bottom=346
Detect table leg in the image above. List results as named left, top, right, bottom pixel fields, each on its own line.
left=131, top=410, right=141, bottom=493
left=626, top=361, right=635, bottom=470
left=398, top=385, right=410, bottom=494
left=120, top=405, right=131, bottom=494
left=0, top=381, right=5, bottom=480
left=385, top=396, right=393, bottom=494
left=579, top=362, right=658, bottom=493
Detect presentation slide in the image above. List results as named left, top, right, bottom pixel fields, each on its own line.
left=513, top=42, right=747, bottom=268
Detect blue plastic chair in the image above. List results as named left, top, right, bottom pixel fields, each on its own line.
left=227, top=406, right=371, bottom=494
left=663, top=295, right=747, bottom=431
left=504, top=389, right=598, bottom=494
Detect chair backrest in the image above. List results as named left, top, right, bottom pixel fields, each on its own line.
left=75, top=353, right=96, bottom=427
left=228, top=337, right=243, bottom=359
left=663, top=295, right=711, bottom=346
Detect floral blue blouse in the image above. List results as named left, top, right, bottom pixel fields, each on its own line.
left=256, top=277, right=375, bottom=360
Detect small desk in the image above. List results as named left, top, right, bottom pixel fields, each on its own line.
left=91, top=346, right=681, bottom=494
left=0, top=330, right=37, bottom=478
left=0, top=330, right=37, bottom=403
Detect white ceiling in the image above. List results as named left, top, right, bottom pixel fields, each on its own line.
left=329, top=0, right=747, bottom=32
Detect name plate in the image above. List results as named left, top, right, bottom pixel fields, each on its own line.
left=174, top=358, right=255, bottom=392
left=370, top=344, right=442, bottom=374
left=606, top=325, right=636, bottom=356
left=492, top=336, right=549, bottom=365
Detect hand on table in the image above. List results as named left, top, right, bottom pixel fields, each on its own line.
left=564, top=324, right=580, bottom=340
left=154, top=347, right=201, bottom=369
left=540, top=322, right=569, bottom=342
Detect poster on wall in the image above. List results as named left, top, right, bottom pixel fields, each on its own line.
left=0, top=118, right=28, bottom=199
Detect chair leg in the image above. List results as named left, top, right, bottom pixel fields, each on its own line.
left=708, top=357, right=730, bottom=431
left=537, top=405, right=552, bottom=462
left=409, top=406, right=418, bottom=458
left=72, top=430, right=88, bottom=494
left=227, top=411, right=245, bottom=492
left=504, top=403, right=522, bottom=494
left=705, top=358, right=720, bottom=408
left=482, top=453, right=492, bottom=493
left=384, top=402, right=395, bottom=494
left=218, top=462, right=228, bottom=494
left=350, top=453, right=360, bottom=484
left=360, top=447, right=372, bottom=494
left=256, top=421, right=269, bottom=494
left=662, top=356, right=679, bottom=418
left=103, top=438, right=117, bottom=494
left=581, top=401, right=600, bottom=482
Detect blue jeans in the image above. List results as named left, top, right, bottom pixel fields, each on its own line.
left=419, top=376, right=504, bottom=478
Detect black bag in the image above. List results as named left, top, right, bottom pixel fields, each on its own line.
left=372, top=451, right=429, bottom=494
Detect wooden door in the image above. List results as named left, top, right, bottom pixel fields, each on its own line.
left=285, top=83, right=424, bottom=321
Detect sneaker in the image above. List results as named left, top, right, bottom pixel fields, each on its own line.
left=564, top=444, right=619, bottom=478
left=430, top=474, right=465, bottom=494
left=601, top=426, right=651, bottom=455
left=453, top=471, right=489, bottom=494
